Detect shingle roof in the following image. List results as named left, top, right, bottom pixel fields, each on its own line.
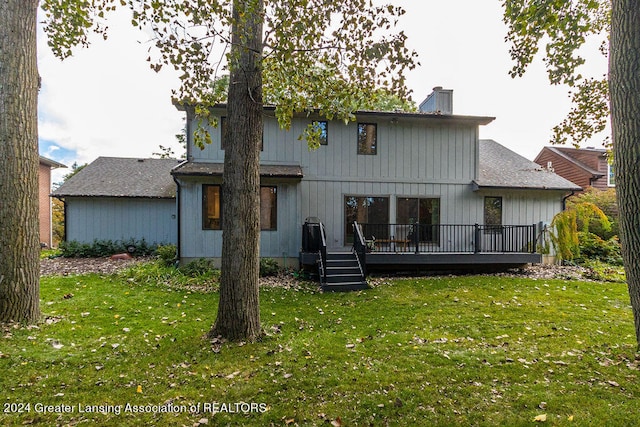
left=52, top=157, right=181, bottom=198
left=475, top=139, right=581, bottom=191
left=171, top=162, right=303, bottom=179
left=39, top=156, right=67, bottom=169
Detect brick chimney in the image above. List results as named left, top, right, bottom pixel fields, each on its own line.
left=419, top=86, right=453, bottom=115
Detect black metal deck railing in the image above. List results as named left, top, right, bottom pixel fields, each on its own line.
left=356, top=223, right=537, bottom=254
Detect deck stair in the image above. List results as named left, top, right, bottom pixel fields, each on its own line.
left=320, top=251, right=369, bottom=292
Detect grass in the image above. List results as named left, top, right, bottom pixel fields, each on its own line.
left=1, top=263, right=638, bottom=426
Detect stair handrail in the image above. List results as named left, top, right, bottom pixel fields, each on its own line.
left=319, top=221, right=328, bottom=285
left=352, top=221, right=367, bottom=277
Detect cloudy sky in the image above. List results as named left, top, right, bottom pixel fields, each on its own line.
left=37, top=0, right=608, bottom=184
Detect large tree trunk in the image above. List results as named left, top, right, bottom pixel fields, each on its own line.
left=209, top=0, right=264, bottom=341
left=0, top=0, right=41, bottom=324
left=610, top=0, right=640, bottom=350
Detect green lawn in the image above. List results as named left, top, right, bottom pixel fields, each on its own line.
left=1, top=266, right=638, bottom=426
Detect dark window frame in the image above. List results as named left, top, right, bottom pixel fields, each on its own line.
left=202, top=184, right=222, bottom=230
left=260, top=186, right=278, bottom=231
left=357, top=122, right=377, bottom=155
left=483, top=196, right=503, bottom=234
left=344, top=195, right=390, bottom=243
left=202, top=184, right=277, bottom=231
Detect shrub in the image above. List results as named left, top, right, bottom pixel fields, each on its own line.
left=59, top=238, right=159, bottom=258
left=156, top=244, right=178, bottom=266
left=260, top=258, right=280, bottom=277
left=576, top=232, right=623, bottom=266
left=179, top=258, right=218, bottom=277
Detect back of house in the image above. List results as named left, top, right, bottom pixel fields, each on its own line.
left=173, top=87, right=580, bottom=269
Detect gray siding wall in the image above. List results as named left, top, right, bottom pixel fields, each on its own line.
left=180, top=111, right=564, bottom=259
left=65, top=197, right=177, bottom=245
left=178, top=178, right=301, bottom=261
left=188, top=111, right=478, bottom=184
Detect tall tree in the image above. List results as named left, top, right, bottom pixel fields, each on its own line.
left=609, top=0, right=640, bottom=350
left=42, top=0, right=417, bottom=341
left=503, top=0, right=640, bottom=350
left=0, top=0, right=41, bottom=323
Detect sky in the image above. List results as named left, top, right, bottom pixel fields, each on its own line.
left=37, top=0, right=609, bottom=185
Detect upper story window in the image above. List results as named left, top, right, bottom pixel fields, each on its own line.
left=357, top=123, right=377, bottom=155
left=313, top=121, right=328, bottom=145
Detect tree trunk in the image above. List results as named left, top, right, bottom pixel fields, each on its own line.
left=209, top=0, right=264, bottom=341
left=610, top=0, right=640, bottom=350
left=0, top=0, right=41, bottom=324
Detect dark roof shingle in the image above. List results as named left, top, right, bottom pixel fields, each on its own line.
left=52, top=157, right=181, bottom=198
left=475, top=139, right=581, bottom=191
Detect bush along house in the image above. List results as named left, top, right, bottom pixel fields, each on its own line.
left=171, top=87, right=580, bottom=290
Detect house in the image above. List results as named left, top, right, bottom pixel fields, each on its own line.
left=39, top=155, right=66, bottom=248
left=171, top=87, right=580, bottom=285
left=52, top=157, right=180, bottom=246
left=534, top=146, right=613, bottom=190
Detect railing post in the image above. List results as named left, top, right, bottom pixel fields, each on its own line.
left=414, top=220, right=419, bottom=254
left=474, top=224, right=481, bottom=253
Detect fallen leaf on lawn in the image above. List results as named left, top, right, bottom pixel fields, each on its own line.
left=225, top=371, right=240, bottom=379
left=607, top=380, right=620, bottom=387
left=285, top=418, right=295, bottom=425
left=136, top=385, right=142, bottom=393
left=331, top=417, right=342, bottom=427
left=533, top=414, right=547, bottom=422
left=568, top=415, right=574, bottom=421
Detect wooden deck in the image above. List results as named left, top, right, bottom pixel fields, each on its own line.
left=300, top=221, right=543, bottom=277
left=301, top=251, right=541, bottom=271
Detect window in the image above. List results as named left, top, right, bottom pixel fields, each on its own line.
left=313, top=121, right=328, bottom=145
left=220, top=116, right=263, bottom=151
left=344, top=196, right=389, bottom=242
left=396, top=198, right=440, bottom=243
left=260, top=186, right=277, bottom=230
left=203, top=185, right=222, bottom=229
left=484, top=196, right=502, bottom=233
left=202, top=185, right=277, bottom=230
left=608, top=163, right=615, bottom=187
left=357, top=123, right=377, bottom=155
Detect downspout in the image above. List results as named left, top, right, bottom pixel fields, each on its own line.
left=172, top=174, right=182, bottom=265
left=562, top=191, right=576, bottom=210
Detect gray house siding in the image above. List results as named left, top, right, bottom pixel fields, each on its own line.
left=178, top=112, right=485, bottom=263
left=65, top=197, right=177, bottom=245
left=175, top=102, right=576, bottom=265
left=177, top=177, right=301, bottom=265
left=189, top=110, right=479, bottom=185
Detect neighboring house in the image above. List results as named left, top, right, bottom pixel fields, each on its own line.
left=39, top=156, right=66, bottom=248
left=534, top=146, right=613, bottom=190
left=52, top=157, right=180, bottom=246
left=171, top=87, right=580, bottom=278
